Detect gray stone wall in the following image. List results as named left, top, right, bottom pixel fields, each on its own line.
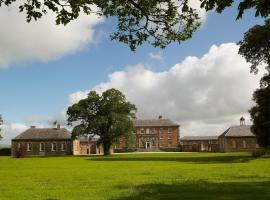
left=219, top=137, right=258, bottom=152
left=11, top=140, right=72, bottom=156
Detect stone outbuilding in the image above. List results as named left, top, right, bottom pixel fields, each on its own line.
left=219, top=117, right=259, bottom=152
left=180, top=136, right=219, bottom=152
left=11, top=125, right=72, bottom=156
left=73, top=137, right=105, bottom=155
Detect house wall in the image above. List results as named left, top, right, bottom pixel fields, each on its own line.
left=181, top=140, right=219, bottom=152
left=219, top=137, right=258, bottom=152
left=11, top=140, right=72, bottom=156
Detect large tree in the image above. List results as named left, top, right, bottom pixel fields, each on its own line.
left=1, top=0, right=269, bottom=51
left=67, top=88, right=137, bottom=155
left=238, top=19, right=270, bottom=147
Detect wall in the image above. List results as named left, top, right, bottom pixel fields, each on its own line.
left=219, top=137, right=258, bottom=152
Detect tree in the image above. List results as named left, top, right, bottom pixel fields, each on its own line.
left=238, top=19, right=270, bottom=147
left=1, top=1, right=269, bottom=50
left=67, top=88, right=137, bottom=155
left=0, top=115, right=3, bottom=141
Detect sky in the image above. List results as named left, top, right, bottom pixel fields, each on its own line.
left=0, top=1, right=266, bottom=144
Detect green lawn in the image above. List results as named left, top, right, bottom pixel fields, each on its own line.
left=0, top=153, right=270, bottom=200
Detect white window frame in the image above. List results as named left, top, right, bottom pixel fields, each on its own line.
left=39, top=143, right=45, bottom=152
left=27, top=143, right=32, bottom=152
left=168, top=128, right=173, bottom=134
left=51, top=143, right=57, bottom=151
left=140, top=128, right=144, bottom=134
left=61, top=143, right=66, bottom=151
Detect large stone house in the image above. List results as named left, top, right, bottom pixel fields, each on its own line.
left=11, top=125, right=73, bottom=156
left=181, top=136, right=219, bottom=152
left=116, top=116, right=180, bottom=151
left=219, top=117, right=259, bottom=152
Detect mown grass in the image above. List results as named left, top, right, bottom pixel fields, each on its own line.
left=0, top=153, right=270, bottom=200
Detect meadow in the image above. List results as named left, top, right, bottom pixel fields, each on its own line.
left=0, top=153, right=270, bottom=200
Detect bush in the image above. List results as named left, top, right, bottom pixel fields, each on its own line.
left=114, top=148, right=137, bottom=153
left=252, top=148, right=270, bottom=157
left=0, top=148, right=11, bottom=156
left=160, top=147, right=180, bottom=152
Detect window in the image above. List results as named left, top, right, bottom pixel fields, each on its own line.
left=243, top=140, right=247, bottom=148
left=39, top=143, right=45, bottom=152
left=146, top=128, right=150, bottom=134
left=17, top=143, right=21, bottom=150
left=61, top=143, right=66, bottom=151
left=168, top=128, right=173, bottom=134
left=159, top=128, right=163, bottom=134
left=168, top=135, right=172, bottom=140
left=168, top=141, right=172, bottom=146
left=27, top=143, right=32, bottom=152
left=159, top=139, right=163, bottom=146
left=51, top=143, right=57, bottom=151
left=140, top=128, right=145, bottom=134
left=232, top=140, right=237, bottom=149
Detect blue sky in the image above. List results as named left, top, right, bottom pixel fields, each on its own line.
left=0, top=2, right=265, bottom=143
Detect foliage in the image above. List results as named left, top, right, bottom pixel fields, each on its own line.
left=1, top=153, right=270, bottom=199
left=200, top=0, right=270, bottom=19
left=0, top=0, right=201, bottom=51
left=238, top=19, right=270, bottom=147
left=0, top=148, right=11, bottom=156
left=67, top=88, right=137, bottom=155
left=238, top=19, right=270, bottom=74
left=159, top=147, right=180, bottom=152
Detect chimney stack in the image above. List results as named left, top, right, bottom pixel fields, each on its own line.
left=30, top=125, right=36, bottom=129
left=240, top=116, right=245, bottom=126
left=158, top=115, right=162, bottom=119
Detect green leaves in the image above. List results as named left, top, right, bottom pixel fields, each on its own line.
left=67, top=88, right=137, bottom=155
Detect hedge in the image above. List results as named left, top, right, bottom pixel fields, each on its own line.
left=0, top=148, right=11, bottom=156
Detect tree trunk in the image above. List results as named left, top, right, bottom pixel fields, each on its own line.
left=103, top=141, right=111, bottom=156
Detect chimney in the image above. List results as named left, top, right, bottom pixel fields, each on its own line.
left=158, top=115, right=162, bottom=119
left=240, top=116, right=245, bottom=126
left=30, top=125, right=36, bottom=129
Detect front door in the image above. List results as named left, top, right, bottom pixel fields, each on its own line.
left=146, top=142, right=151, bottom=149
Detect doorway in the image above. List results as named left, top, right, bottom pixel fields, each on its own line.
left=146, top=142, right=151, bottom=149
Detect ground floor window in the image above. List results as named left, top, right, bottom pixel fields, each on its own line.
left=243, top=140, right=247, bottom=148
left=39, top=143, right=45, bottom=151
left=232, top=140, right=237, bottom=149
left=51, top=143, right=57, bottom=151
left=27, top=143, right=32, bottom=152
left=61, top=143, right=66, bottom=151
left=17, top=143, right=21, bottom=150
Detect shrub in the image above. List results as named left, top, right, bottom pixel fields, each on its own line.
left=160, top=147, right=180, bottom=152
left=114, top=148, right=137, bottom=153
left=252, top=148, right=270, bottom=157
left=0, top=148, right=11, bottom=156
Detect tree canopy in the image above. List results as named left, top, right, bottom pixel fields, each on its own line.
left=1, top=0, right=269, bottom=50
left=67, top=88, right=137, bottom=155
left=238, top=19, right=270, bottom=147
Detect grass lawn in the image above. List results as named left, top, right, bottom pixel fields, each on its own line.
left=0, top=153, right=270, bottom=200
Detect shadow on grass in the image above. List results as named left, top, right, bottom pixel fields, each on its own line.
left=111, top=181, right=270, bottom=200
left=87, top=155, right=254, bottom=164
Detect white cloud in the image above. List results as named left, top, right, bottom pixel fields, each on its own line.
left=0, top=4, right=103, bottom=68
left=149, top=52, right=163, bottom=61
left=69, top=43, right=262, bottom=137
left=0, top=123, right=28, bottom=144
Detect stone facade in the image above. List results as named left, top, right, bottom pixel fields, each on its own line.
left=115, top=117, right=180, bottom=151
left=73, top=138, right=105, bottom=155
left=11, top=126, right=72, bottom=156
left=181, top=136, right=219, bottom=152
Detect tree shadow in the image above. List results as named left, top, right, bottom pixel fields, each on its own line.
left=110, top=181, right=270, bottom=200
left=87, top=154, right=254, bottom=164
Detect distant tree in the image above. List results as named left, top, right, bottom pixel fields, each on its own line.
left=238, top=19, right=270, bottom=147
left=1, top=0, right=269, bottom=51
left=0, top=115, right=3, bottom=141
left=67, top=88, right=137, bottom=155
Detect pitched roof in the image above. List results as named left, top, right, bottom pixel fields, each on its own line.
left=220, top=125, right=255, bottom=137
left=13, top=128, right=71, bottom=140
left=181, top=136, right=219, bottom=141
left=134, top=119, right=179, bottom=127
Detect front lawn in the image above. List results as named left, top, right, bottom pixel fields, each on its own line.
left=0, top=153, right=269, bottom=199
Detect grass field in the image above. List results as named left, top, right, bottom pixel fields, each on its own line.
left=0, top=153, right=270, bottom=200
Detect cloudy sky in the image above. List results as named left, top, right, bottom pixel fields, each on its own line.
left=0, top=1, right=265, bottom=144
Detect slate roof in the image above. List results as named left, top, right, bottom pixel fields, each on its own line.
left=134, top=119, right=179, bottom=127
left=220, top=125, right=255, bottom=137
left=13, top=128, right=71, bottom=140
left=181, top=136, right=219, bottom=141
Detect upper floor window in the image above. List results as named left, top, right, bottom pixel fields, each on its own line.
left=140, top=128, right=145, bottom=134
left=61, top=143, right=66, bottom=151
left=146, top=128, right=150, bottom=134
left=168, top=128, right=173, bottom=134
left=27, top=143, right=32, bottom=152
left=159, top=128, right=163, bottom=134
left=51, top=143, right=57, bottom=151
left=39, top=143, right=45, bottom=152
